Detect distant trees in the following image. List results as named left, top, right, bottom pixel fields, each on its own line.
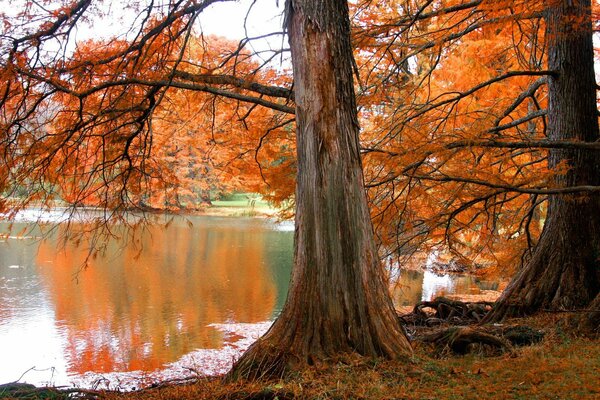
left=140, top=36, right=294, bottom=209
left=0, top=1, right=294, bottom=213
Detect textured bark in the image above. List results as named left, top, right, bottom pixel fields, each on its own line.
left=573, top=292, right=600, bottom=336
left=489, top=0, right=600, bottom=320
left=229, top=0, right=411, bottom=379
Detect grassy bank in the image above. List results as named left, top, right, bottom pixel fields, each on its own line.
left=196, top=195, right=282, bottom=218
left=83, top=316, right=600, bottom=399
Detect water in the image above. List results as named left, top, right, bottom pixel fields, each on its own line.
left=0, top=212, right=497, bottom=389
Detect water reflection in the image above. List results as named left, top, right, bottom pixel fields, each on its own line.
left=0, top=214, right=498, bottom=388
left=0, top=241, right=70, bottom=386
left=392, top=269, right=499, bottom=308
left=0, top=216, right=293, bottom=385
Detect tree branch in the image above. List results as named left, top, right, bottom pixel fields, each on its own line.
left=493, top=77, right=547, bottom=128
left=406, top=71, right=557, bottom=123
left=488, top=110, right=547, bottom=133
left=173, top=70, right=293, bottom=100
left=404, top=173, right=600, bottom=195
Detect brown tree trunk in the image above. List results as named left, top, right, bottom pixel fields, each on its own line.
left=489, top=0, right=600, bottom=320
left=229, top=0, right=411, bottom=379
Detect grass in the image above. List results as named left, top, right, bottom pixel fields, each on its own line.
left=210, top=199, right=270, bottom=208
left=95, top=315, right=599, bottom=400
left=203, top=197, right=279, bottom=217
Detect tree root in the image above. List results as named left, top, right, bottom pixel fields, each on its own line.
left=413, top=325, right=545, bottom=356
left=399, top=297, right=544, bottom=356
left=417, top=326, right=514, bottom=356
left=399, top=296, right=494, bottom=329
left=227, top=340, right=293, bottom=382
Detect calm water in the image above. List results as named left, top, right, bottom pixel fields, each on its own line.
left=0, top=212, right=496, bottom=388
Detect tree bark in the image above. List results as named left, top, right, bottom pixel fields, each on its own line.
left=488, top=0, right=600, bottom=320
left=229, top=0, right=411, bottom=379
left=573, top=292, right=600, bottom=336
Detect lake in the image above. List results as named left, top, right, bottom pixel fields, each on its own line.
left=0, top=212, right=497, bottom=389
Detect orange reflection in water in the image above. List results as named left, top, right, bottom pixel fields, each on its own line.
left=36, top=219, right=277, bottom=375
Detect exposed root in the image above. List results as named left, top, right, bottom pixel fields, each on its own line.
left=228, top=341, right=293, bottom=382
left=483, top=301, right=524, bottom=322
left=399, top=297, right=544, bottom=356
left=413, top=325, right=545, bottom=356
left=418, top=326, right=514, bottom=356
left=399, top=297, right=494, bottom=331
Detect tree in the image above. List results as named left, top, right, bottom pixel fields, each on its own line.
left=0, top=0, right=411, bottom=378
left=489, top=0, right=600, bottom=319
left=352, top=0, right=556, bottom=270
left=352, top=0, right=599, bottom=319
left=230, top=0, right=412, bottom=378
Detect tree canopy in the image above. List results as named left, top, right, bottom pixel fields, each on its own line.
left=2, top=0, right=598, bottom=270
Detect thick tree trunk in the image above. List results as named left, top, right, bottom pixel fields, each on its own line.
left=489, top=0, right=600, bottom=320
left=229, top=0, right=411, bottom=378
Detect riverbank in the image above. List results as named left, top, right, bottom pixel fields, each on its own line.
left=192, top=204, right=281, bottom=218
left=4, top=314, right=598, bottom=399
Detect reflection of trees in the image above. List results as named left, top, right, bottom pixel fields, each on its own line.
left=391, top=270, right=424, bottom=307
left=261, top=231, right=294, bottom=317
left=391, top=270, right=499, bottom=307
left=0, top=239, right=41, bottom=323
left=36, top=220, right=276, bottom=374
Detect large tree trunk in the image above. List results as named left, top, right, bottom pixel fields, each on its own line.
left=229, top=0, right=411, bottom=378
left=489, top=0, right=600, bottom=320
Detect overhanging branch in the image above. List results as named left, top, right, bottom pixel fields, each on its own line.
left=173, top=70, right=294, bottom=100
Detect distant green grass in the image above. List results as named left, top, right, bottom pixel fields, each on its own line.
left=211, top=199, right=270, bottom=208
left=211, top=194, right=270, bottom=208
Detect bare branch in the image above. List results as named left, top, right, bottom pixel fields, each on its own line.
left=173, top=70, right=293, bottom=100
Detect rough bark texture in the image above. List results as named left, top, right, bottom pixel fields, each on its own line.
left=229, top=0, right=411, bottom=379
left=489, top=0, right=600, bottom=320
left=573, top=292, right=600, bottom=336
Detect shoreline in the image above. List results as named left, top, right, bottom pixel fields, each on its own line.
left=2, top=311, right=598, bottom=400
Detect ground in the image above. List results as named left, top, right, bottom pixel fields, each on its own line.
left=7, top=314, right=596, bottom=400
left=105, top=315, right=600, bottom=400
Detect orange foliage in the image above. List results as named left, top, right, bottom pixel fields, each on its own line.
left=351, top=0, right=568, bottom=274
left=0, top=5, right=294, bottom=213
left=1, top=0, right=598, bottom=275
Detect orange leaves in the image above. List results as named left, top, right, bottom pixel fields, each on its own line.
left=1, top=0, right=583, bottom=278
left=355, top=0, right=556, bottom=274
